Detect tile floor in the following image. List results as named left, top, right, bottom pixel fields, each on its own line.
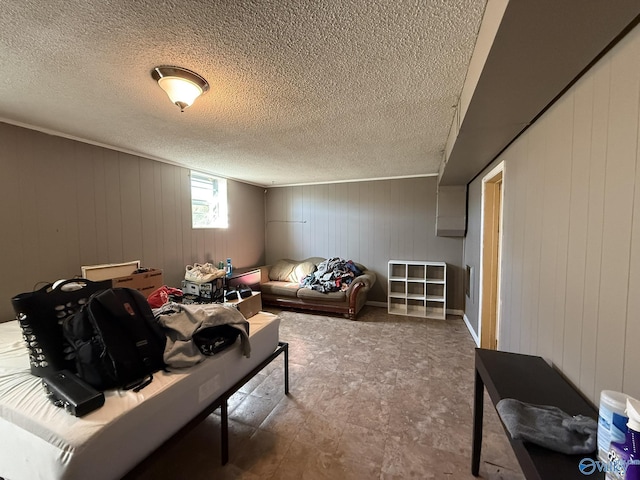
left=129, top=306, right=525, bottom=479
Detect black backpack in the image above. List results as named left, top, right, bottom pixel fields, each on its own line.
left=64, top=288, right=166, bottom=392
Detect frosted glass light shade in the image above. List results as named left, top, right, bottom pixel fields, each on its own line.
left=152, top=66, right=209, bottom=112
left=158, top=77, right=202, bottom=109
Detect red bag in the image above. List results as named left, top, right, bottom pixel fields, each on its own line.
left=147, top=285, right=183, bottom=308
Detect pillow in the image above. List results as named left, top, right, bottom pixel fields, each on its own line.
left=269, top=259, right=317, bottom=282
left=290, top=261, right=317, bottom=283
left=269, top=259, right=297, bottom=281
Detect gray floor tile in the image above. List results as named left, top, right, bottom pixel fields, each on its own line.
left=127, top=306, right=524, bottom=479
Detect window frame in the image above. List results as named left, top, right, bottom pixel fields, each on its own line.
left=190, top=171, right=228, bottom=229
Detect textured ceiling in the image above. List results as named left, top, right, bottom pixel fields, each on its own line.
left=0, top=0, right=486, bottom=187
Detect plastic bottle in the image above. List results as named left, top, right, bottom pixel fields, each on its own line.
left=599, top=391, right=631, bottom=462
left=606, top=397, right=640, bottom=480
left=226, top=258, right=232, bottom=278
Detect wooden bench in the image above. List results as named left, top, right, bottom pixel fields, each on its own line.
left=472, top=348, right=603, bottom=480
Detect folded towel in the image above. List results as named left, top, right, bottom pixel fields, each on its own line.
left=496, top=398, right=598, bottom=455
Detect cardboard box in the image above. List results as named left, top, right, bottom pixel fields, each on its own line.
left=112, top=269, right=164, bottom=298
left=82, top=261, right=163, bottom=298
left=81, top=261, right=141, bottom=281
left=226, top=291, right=262, bottom=319
left=181, top=280, right=201, bottom=297
left=181, top=278, right=224, bottom=302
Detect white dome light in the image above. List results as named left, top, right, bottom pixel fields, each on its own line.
left=151, top=66, right=210, bottom=112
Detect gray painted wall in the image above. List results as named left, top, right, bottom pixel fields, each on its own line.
left=463, top=23, right=640, bottom=403
left=265, top=177, right=465, bottom=310
left=463, top=177, right=482, bottom=335
left=0, top=123, right=265, bottom=321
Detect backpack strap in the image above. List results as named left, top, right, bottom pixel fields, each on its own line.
left=123, top=374, right=153, bottom=392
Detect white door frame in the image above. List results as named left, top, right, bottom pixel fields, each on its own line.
left=478, top=161, right=505, bottom=350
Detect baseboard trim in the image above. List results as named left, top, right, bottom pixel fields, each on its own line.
left=463, top=314, right=480, bottom=346
left=366, top=301, right=388, bottom=308
left=369, top=302, right=465, bottom=318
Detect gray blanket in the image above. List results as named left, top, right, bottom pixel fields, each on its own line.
left=154, top=302, right=251, bottom=368
left=496, top=398, right=598, bottom=455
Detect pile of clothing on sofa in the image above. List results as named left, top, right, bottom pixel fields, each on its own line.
left=299, top=257, right=363, bottom=293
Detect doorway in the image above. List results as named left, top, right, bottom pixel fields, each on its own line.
left=479, top=163, right=504, bottom=350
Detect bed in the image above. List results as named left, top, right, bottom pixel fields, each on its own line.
left=0, top=311, right=285, bottom=480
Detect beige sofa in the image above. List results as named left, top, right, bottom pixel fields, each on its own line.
left=258, top=257, right=376, bottom=320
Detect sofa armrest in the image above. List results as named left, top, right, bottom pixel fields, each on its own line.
left=258, top=265, right=271, bottom=285
left=345, top=271, right=376, bottom=297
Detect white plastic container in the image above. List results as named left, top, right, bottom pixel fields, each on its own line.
left=605, top=398, right=640, bottom=480
left=598, top=390, right=631, bottom=462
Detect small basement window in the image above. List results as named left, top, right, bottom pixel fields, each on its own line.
left=190, top=171, right=228, bottom=228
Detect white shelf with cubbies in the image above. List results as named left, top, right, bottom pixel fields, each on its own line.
left=387, top=260, right=447, bottom=319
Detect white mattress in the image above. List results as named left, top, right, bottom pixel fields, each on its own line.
left=0, top=311, right=280, bottom=480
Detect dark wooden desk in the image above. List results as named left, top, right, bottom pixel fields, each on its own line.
left=472, top=348, right=603, bottom=480
left=227, top=267, right=261, bottom=291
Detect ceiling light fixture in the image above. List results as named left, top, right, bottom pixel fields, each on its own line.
left=151, top=66, right=209, bottom=112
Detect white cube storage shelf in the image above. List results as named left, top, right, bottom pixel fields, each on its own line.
left=388, top=261, right=447, bottom=319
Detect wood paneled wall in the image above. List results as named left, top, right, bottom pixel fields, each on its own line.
left=0, top=123, right=265, bottom=321
left=265, top=177, right=465, bottom=310
left=464, top=24, right=640, bottom=403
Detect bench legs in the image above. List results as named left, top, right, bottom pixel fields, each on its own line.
left=472, top=367, right=484, bottom=476
left=283, top=342, right=289, bottom=394
left=219, top=341, right=290, bottom=465
left=221, top=399, right=229, bottom=464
